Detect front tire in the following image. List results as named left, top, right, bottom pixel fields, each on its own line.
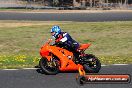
left=39, top=57, right=59, bottom=75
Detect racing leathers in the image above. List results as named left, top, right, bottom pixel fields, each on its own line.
left=54, top=32, right=79, bottom=52
left=54, top=32, right=80, bottom=63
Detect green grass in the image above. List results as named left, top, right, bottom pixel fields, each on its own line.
left=0, top=21, right=132, bottom=69
left=0, top=8, right=32, bottom=11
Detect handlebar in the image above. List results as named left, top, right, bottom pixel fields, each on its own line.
left=46, top=39, right=53, bottom=44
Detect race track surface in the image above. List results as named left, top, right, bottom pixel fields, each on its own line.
left=0, top=11, right=132, bottom=22
left=0, top=11, right=132, bottom=88
left=0, top=65, right=131, bottom=88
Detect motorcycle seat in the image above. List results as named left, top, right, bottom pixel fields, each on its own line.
left=78, top=43, right=91, bottom=50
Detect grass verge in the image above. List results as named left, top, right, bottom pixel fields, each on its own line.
left=0, top=21, right=132, bottom=69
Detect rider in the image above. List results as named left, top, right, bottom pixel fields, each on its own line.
left=50, top=25, right=80, bottom=62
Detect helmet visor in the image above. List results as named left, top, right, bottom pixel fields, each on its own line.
left=51, top=32, right=55, bottom=36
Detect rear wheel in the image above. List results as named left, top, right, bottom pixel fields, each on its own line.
left=82, top=54, right=101, bottom=73
left=39, top=57, right=59, bottom=75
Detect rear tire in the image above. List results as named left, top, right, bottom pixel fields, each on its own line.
left=83, top=54, right=101, bottom=73
left=39, top=57, right=59, bottom=75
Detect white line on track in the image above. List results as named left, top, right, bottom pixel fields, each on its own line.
left=101, top=65, right=107, bottom=66
left=2, top=68, right=37, bottom=71
left=22, top=68, right=37, bottom=70
left=112, top=64, right=129, bottom=66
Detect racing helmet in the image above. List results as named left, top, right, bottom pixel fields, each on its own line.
left=51, top=25, right=61, bottom=38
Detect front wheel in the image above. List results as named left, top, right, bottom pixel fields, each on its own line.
left=82, top=54, right=101, bottom=73
left=39, top=57, right=59, bottom=75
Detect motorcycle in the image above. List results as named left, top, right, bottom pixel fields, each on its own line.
left=38, top=39, right=101, bottom=75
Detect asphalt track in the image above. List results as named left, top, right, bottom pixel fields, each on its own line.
left=0, top=65, right=132, bottom=88
left=0, top=11, right=132, bottom=22
left=0, top=11, right=132, bottom=88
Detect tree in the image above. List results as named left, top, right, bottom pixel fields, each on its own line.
left=90, top=0, right=92, bottom=8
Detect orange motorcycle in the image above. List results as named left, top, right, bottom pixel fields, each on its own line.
left=39, top=39, right=101, bottom=75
